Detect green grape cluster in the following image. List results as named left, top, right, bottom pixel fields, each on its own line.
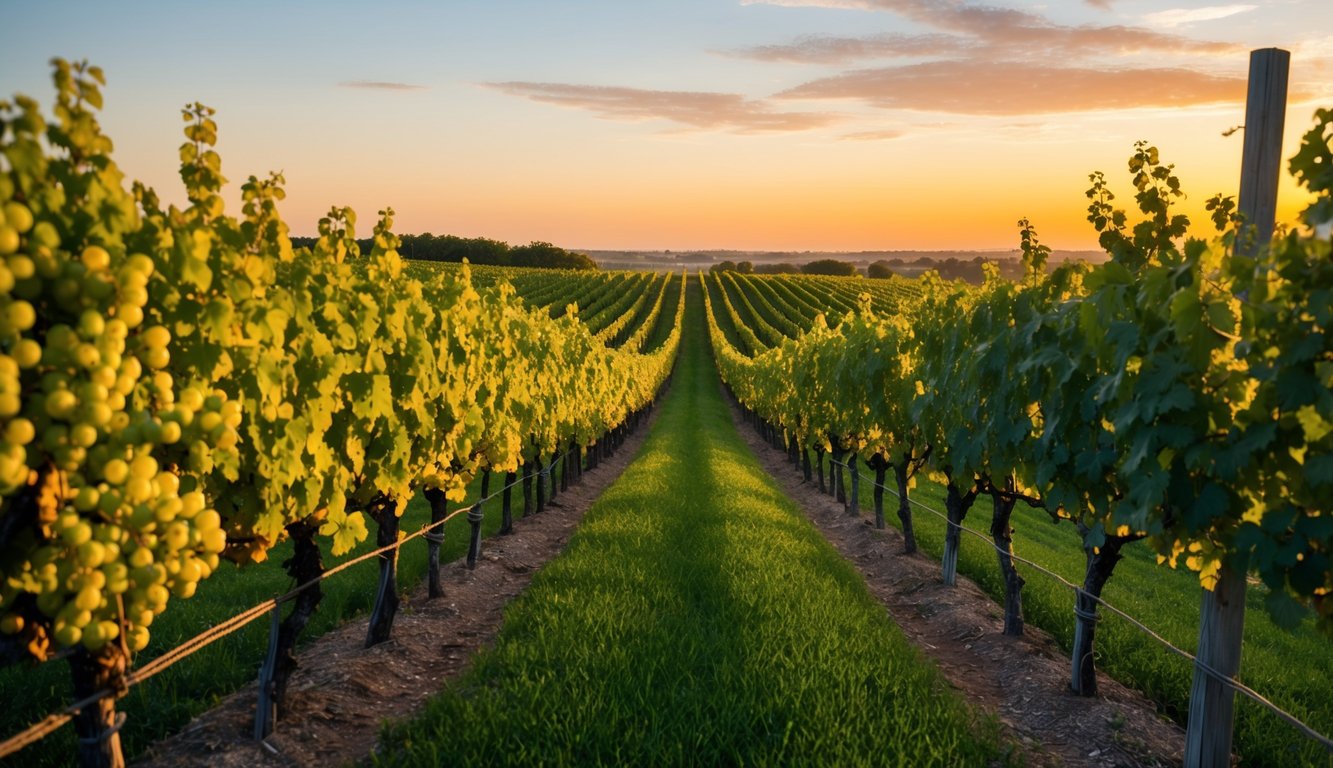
left=0, top=65, right=234, bottom=658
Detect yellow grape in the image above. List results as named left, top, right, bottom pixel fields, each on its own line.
left=142, top=346, right=169, bottom=370
left=118, top=304, right=143, bottom=328
left=80, top=245, right=111, bottom=272
left=69, top=422, right=98, bottom=449
left=153, top=496, right=181, bottom=523
left=140, top=325, right=170, bottom=349
left=77, top=539, right=107, bottom=568
left=73, top=485, right=99, bottom=512
left=2, top=202, right=33, bottom=234
left=76, top=310, right=105, bottom=341
left=178, top=387, right=204, bottom=411
left=12, top=339, right=41, bottom=369
left=201, top=528, right=226, bottom=554
left=102, top=458, right=129, bottom=485
left=53, top=622, right=81, bottom=648
left=7, top=254, right=34, bottom=280
left=155, top=471, right=180, bottom=496
left=5, top=417, right=35, bottom=445
left=129, top=454, right=158, bottom=482
left=125, top=625, right=149, bottom=652
left=125, top=253, right=153, bottom=277
left=74, top=586, right=100, bottom=612
left=74, top=343, right=101, bottom=369
left=44, top=389, right=77, bottom=420
left=60, top=520, right=92, bottom=547
left=7, top=300, right=35, bottom=331
left=127, top=546, right=152, bottom=569
left=163, top=521, right=189, bottom=551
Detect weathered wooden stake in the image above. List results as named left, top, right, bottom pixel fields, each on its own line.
left=1185, top=567, right=1249, bottom=767
left=465, top=502, right=483, bottom=569
left=500, top=471, right=516, bottom=535
left=1236, top=48, right=1290, bottom=257
left=254, top=601, right=282, bottom=740
left=1185, top=47, right=1286, bottom=768
left=847, top=453, right=859, bottom=517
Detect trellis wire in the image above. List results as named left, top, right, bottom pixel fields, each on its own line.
left=0, top=446, right=577, bottom=761
left=818, top=452, right=1332, bottom=752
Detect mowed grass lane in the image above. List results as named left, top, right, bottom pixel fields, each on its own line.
left=375, top=283, right=1006, bottom=767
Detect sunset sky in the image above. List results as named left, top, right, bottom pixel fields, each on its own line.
left=3, top=0, right=1332, bottom=252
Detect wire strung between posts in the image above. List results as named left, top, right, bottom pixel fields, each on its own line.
left=0, top=445, right=582, bottom=761
left=820, top=453, right=1333, bottom=753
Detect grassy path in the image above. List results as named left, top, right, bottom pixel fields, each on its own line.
left=375, top=282, right=1005, bottom=766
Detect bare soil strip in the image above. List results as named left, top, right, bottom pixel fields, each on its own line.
left=728, top=401, right=1187, bottom=768
left=135, top=416, right=658, bottom=767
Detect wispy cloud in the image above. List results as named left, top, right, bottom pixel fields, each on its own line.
left=779, top=60, right=1246, bottom=115
left=723, top=33, right=970, bottom=64
left=1143, top=5, right=1257, bottom=29
left=485, top=82, right=839, bottom=133
left=730, top=0, right=1251, bottom=118
left=338, top=80, right=426, bottom=91
left=728, top=0, right=1236, bottom=65
left=1085, top=0, right=1114, bottom=9
left=840, top=129, right=905, bottom=141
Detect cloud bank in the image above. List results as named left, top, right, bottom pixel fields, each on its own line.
left=731, top=0, right=1250, bottom=118
left=780, top=61, right=1246, bottom=115
left=485, top=82, right=838, bottom=133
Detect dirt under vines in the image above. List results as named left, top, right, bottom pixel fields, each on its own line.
left=134, top=414, right=659, bottom=767
left=730, top=401, right=1187, bottom=768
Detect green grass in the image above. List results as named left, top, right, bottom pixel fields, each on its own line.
left=0, top=470, right=526, bottom=766
left=375, top=283, right=1007, bottom=767
left=820, top=461, right=1333, bottom=767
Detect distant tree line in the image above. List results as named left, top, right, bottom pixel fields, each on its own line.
left=711, top=255, right=1023, bottom=285
left=288, top=233, right=598, bottom=270
left=868, top=256, right=1022, bottom=283
left=710, top=258, right=858, bottom=276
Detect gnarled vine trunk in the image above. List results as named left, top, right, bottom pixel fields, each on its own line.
left=815, top=446, right=826, bottom=493
left=940, top=471, right=978, bottom=587
left=423, top=488, right=448, bottom=599
left=365, top=494, right=401, bottom=648
left=893, top=460, right=917, bottom=554
left=500, top=471, right=516, bottom=535
left=271, top=519, right=324, bottom=709
left=70, top=645, right=127, bottom=768
left=1070, top=535, right=1130, bottom=696
left=988, top=486, right=1024, bottom=636
left=868, top=453, right=888, bottom=530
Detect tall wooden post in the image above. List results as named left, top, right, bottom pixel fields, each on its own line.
left=1184, top=47, right=1288, bottom=768
left=1236, top=47, right=1290, bottom=256
left=1185, top=567, right=1248, bottom=767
